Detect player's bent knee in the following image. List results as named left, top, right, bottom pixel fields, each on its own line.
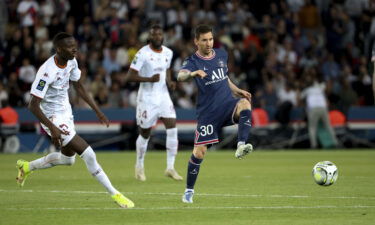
left=193, top=145, right=207, bottom=159
left=237, top=99, right=251, bottom=111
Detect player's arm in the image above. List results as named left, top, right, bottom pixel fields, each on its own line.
left=166, top=68, right=176, bottom=90
left=126, top=68, right=160, bottom=83
left=177, top=69, right=206, bottom=81
left=72, top=79, right=109, bottom=127
left=28, top=95, right=66, bottom=147
left=227, top=78, right=251, bottom=100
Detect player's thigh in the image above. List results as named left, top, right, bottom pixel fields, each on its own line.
left=222, top=98, right=241, bottom=126
left=194, top=119, right=220, bottom=146
left=62, top=134, right=89, bottom=156
left=159, top=97, right=176, bottom=129
left=41, top=113, right=77, bottom=147
left=160, top=117, right=176, bottom=129
left=136, top=103, right=159, bottom=129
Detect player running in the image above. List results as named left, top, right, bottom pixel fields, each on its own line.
left=16, top=32, right=134, bottom=208
left=126, top=25, right=183, bottom=181
left=178, top=24, right=253, bottom=203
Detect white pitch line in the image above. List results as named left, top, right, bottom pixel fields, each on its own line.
left=4, top=205, right=375, bottom=211
left=1, top=189, right=375, bottom=200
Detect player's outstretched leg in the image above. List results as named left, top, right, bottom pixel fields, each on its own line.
left=80, top=146, right=134, bottom=208
left=16, top=152, right=76, bottom=187
left=165, top=128, right=183, bottom=180
left=235, top=99, right=253, bottom=159
left=135, top=135, right=149, bottom=181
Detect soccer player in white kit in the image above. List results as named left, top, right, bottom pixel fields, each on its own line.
left=16, top=33, right=134, bottom=208
left=127, top=25, right=183, bottom=181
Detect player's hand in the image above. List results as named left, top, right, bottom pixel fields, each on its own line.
left=167, top=81, right=176, bottom=90
left=191, top=70, right=207, bottom=79
left=50, top=126, right=66, bottom=148
left=236, top=89, right=252, bottom=100
left=96, top=111, right=110, bottom=127
left=150, top=74, right=160, bottom=82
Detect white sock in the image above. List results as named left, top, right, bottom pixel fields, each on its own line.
left=166, top=128, right=178, bottom=170
left=29, top=152, right=76, bottom=171
left=80, top=146, right=118, bottom=195
left=136, top=135, right=149, bottom=168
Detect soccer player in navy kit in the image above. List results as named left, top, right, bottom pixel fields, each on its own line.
left=178, top=24, right=253, bottom=203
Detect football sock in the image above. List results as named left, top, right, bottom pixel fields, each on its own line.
left=135, top=135, right=149, bottom=168
left=80, top=146, right=118, bottom=195
left=238, top=109, right=252, bottom=143
left=186, top=154, right=203, bottom=189
left=166, top=128, right=178, bottom=170
left=29, top=152, right=76, bottom=171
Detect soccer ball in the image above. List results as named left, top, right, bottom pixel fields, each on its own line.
left=312, top=161, right=338, bottom=186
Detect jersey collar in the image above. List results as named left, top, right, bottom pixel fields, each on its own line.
left=54, top=55, right=67, bottom=69
left=195, top=49, right=216, bottom=60
left=149, top=44, right=163, bottom=53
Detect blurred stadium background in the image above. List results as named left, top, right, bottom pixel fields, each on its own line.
left=1, top=0, right=375, bottom=153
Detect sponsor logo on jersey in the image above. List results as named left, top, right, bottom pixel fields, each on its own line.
left=132, top=56, right=138, bottom=64
left=204, top=68, right=227, bottom=85
left=36, top=79, right=46, bottom=91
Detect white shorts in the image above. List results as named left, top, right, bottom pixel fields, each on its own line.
left=40, top=112, right=76, bottom=147
left=136, top=98, right=176, bottom=129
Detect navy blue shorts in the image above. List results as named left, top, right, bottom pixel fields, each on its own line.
left=194, top=98, right=239, bottom=146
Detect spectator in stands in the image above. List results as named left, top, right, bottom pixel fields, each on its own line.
left=18, top=58, right=36, bottom=92
left=17, top=0, right=39, bottom=28
left=372, top=43, right=375, bottom=101
left=0, top=81, right=8, bottom=108
left=300, top=74, right=338, bottom=148
left=0, top=100, right=19, bottom=125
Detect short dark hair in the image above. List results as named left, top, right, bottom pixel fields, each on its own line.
left=53, top=32, right=73, bottom=47
left=150, top=24, right=163, bottom=31
left=195, top=24, right=212, bottom=39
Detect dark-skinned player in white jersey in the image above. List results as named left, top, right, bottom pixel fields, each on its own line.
left=16, top=32, right=134, bottom=208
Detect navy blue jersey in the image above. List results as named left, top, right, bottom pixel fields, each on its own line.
left=180, top=48, right=236, bottom=119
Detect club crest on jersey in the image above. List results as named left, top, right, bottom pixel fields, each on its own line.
left=218, top=59, right=225, bottom=67
left=36, top=79, right=46, bottom=91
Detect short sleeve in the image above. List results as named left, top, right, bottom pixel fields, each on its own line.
left=70, top=58, right=81, bottom=81
left=30, top=64, right=54, bottom=99
left=179, top=57, right=197, bottom=73
left=130, top=50, right=145, bottom=71
left=167, top=49, right=173, bottom=68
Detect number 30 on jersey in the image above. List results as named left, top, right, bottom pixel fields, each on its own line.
left=199, top=124, right=213, bottom=136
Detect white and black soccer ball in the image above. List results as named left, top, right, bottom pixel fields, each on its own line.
left=312, top=161, right=338, bottom=186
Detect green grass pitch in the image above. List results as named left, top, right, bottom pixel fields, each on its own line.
left=0, top=150, right=374, bottom=225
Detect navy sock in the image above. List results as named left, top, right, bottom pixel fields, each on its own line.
left=238, top=109, right=252, bottom=143
left=186, top=154, right=203, bottom=189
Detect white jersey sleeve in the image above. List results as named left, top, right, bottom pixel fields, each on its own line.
left=130, top=50, right=146, bottom=72
left=167, top=49, right=173, bottom=68
left=69, top=58, right=81, bottom=81
left=30, top=63, right=55, bottom=99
